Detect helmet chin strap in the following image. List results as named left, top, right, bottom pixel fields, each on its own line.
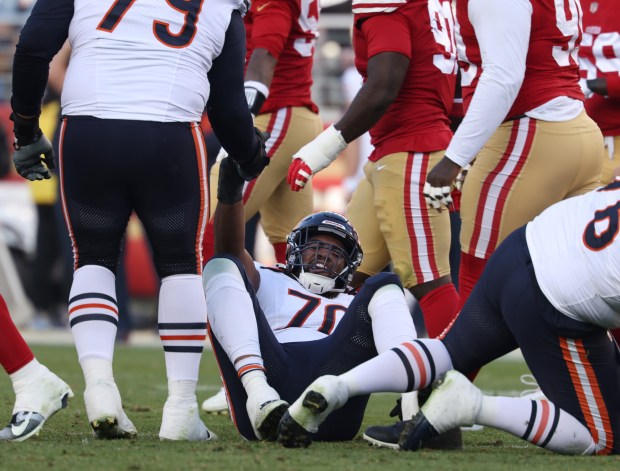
left=298, top=272, right=336, bottom=294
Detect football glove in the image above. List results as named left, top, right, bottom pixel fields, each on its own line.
left=287, top=124, right=347, bottom=192
left=454, top=164, right=471, bottom=192
left=11, top=113, right=55, bottom=181
left=232, top=127, right=270, bottom=182
left=423, top=181, right=452, bottom=211
left=217, top=157, right=245, bottom=204
left=579, top=78, right=593, bottom=100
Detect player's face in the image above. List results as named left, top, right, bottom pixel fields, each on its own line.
left=301, top=234, right=347, bottom=277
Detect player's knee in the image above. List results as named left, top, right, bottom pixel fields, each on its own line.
left=361, top=272, right=402, bottom=294
left=76, top=254, right=118, bottom=273
left=202, top=255, right=245, bottom=287
left=153, top=256, right=199, bottom=278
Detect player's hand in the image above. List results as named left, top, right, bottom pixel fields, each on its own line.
left=425, top=156, right=462, bottom=211
left=579, top=78, right=593, bottom=100
left=286, top=124, right=347, bottom=192
left=287, top=157, right=313, bottom=192
left=13, top=132, right=55, bottom=181
left=234, top=127, right=270, bottom=181
left=215, top=145, right=228, bottom=163
left=217, top=157, right=245, bottom=204
left=454, top=164, right=471, bottom=191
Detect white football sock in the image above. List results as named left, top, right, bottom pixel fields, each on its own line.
left=340, top=339, right=452, bottom=397
left=368, top=284, right=417, bottom=354
left=477, top=396, right=596, bottom=455
left=158, top=274, right=207, bottom=382
left=69, top=265, right=118, bottom=362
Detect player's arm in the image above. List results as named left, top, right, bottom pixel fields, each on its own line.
left=213, top=157, right=261, bottom=291
left=11, top=0, right=73, bottom=181
left=243, top=1, right=293, bottom=116
left=586, top=76, right=620, bottom=98
left=207, top=11, right=268, bottom=181
left=287, top=15, right=410, bottom=191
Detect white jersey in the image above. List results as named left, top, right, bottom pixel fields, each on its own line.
left=254, top=263, right=355, bottom=343
left=526, top=181, right=620, bottom=328
left=62, top=0, right=246, bottom=122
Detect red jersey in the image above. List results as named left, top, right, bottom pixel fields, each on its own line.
left=579, top=0, right=620, bottom=136
left=245, top=0, right=319, bottom=114
left=353, top=0, right=457, bottom=161
left=456, top=0, right=584, bottom=119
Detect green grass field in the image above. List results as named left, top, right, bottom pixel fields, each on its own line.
left=1, top=345, right=618, bottom=470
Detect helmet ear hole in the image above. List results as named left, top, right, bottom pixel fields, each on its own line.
left=285, top=211, right=363, bottom=293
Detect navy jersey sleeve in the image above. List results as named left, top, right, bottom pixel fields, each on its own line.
left=11, top=0, right=73, bottom=116
left=207, top=10, right=258, bottom=161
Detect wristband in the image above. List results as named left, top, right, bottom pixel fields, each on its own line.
left=244, top=80, right=269, bottom=116
left=10, top=112, right=40, bottom=146
left=217, top=158, right=245, bottom=204
left=298, top=124, right=348, bottom=174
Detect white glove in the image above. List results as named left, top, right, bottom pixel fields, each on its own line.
left=454, top=164, right=471, bottom=191
left=423, top=181, right=453, bottom=210
left=287, top=125, right=347, bottom=191
left=579, top=78, right=593, bottom=100
left=215, top=146, right=228, bottom=163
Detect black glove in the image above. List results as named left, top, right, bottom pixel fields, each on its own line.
left=232, top=127, right=270, bottom=182
left=10, top=113, right=55, bottom=181
left=217, top=157, right=245, bottom=204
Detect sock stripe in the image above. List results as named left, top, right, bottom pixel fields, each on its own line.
left=392, top=347, right=415, bottom=391
left=237, top=363, right=265, bottom=379
left=539, top=402, right=561, bottom=448
left=412, top=339, right=436, bottom=382
left=158, top=322, right=207, bottom=330
left=160, top=335, right=206, bottom=341
left=531, top=400, right=551, bottom=444
left=402, top=342, right=427, bottom=388
left=69, top=303, right=118, bottom=316
left=70, top=313, right=119, bottom=327
left=69, top=292, right=117, bottom=305
left=522, top=400, right=537, bottom=440
left=162, top=346, right=203, bottom=353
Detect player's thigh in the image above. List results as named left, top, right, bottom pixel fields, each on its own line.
left=132, top=122, right=208, bottom=277
left=347, top=175, right=389, bottom=277
left=261, top=178, right=313, bottom=244
left=59, top=117, right=133, bottom=270
left=244, top=107, right=321, bottom=221
left=368, top=152, right=451, bottom=288
left=599, top=136, right=619, bottom=185
left=509, top=302, right=620, bottom=454
left=461, top=115, right=603, bottom=258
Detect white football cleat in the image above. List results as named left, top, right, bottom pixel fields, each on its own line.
left=201, top=387, right=229, bottom=414
left=84, top=380, right=137, bottom=439
left=159, top=398, right=216, bottom=441
left=400, top=370, right=482, bottom=451
left=0, top=366, right=73, bottom=441
left=247, top=390, right=289, bottom=441
left=277, top=375, right=349, bottom=448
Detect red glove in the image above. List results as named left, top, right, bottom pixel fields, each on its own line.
left=287, top=158, right=313, bottom=192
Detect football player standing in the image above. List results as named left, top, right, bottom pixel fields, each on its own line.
left=579, top=0, right=620, bottom=184
left=10, top=0, right=268, bottom=441
left=425, top=0, right=605, bottom=308
left=287, top=0, right=461, bottom=352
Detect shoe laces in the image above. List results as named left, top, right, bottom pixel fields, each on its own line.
left=519, top=374, right=541, bottom=397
